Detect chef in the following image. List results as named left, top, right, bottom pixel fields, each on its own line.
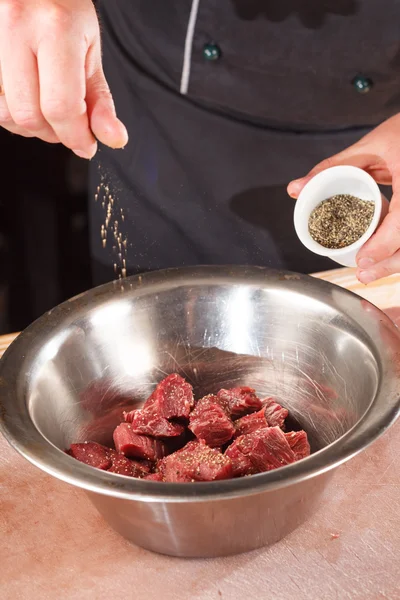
left=0, top=0, right=399, bottom=286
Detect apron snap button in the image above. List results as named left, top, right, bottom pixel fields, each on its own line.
left=352, top=75, right=373, bottom=94
left=203, top=43, right=222, bottom=61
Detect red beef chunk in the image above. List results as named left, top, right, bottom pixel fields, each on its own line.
left=234, top=408, right=270, bottom=437
left=69, top=376, right=311, bottom=483
left=143, top=374, right=194, bottom=420
left=68, top=442, right=112, bottom=470
left=189, top=394, right=235, bottom=447
left=160, top=441, right=233, bottom=482
left=217, top=386, right=262, bottom=418
left=262, top=398, right=289, bottom=429
left=223, top=442, right=258, bottom=477
left=113, top=423, right=166, bottom=461
left=123, top=408, right=184, bottom=438
left=145, top=472, right=164, bottom=481
left=284, top=430, right=311, bottom=461
left=225, top=427, right=295, bottom=476
left=107, top=450, right=151, bottom=477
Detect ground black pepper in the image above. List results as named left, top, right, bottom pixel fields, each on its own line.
left=308, top=194, right=375, bottom=249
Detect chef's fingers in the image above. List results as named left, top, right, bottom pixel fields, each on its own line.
left=356, top=168, right=400, bottom=269
left=0, top=93, right=34, bottom=136
left=365, top=168, right=392, bottom=186
left=37, top=31, right=97, bottom=159
left=287, top=153, right=387, bottom=199
left=357, top=247, right=400, bottom=283
left=0, top=93, right=57, bottom=140
left=85, top=42, right=128, bottom=149
left=0, top=120, right=58, bottom=140
left=0, top=123, right=35, bottom=137
left=1, top=45, right=59, bottom=143
left=0, top=92, right=14, bottom=128
left=356, top=210, right=399, bottom=275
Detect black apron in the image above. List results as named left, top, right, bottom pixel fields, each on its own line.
left=90, top=0, right=400, bottom=285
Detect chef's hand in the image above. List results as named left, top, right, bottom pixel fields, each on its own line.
left=0, top=0, right=128, bottom=158
left=287, top=113, right=400, bottom=284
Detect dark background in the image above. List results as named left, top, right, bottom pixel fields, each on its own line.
left=0, top=130, right=92, bottom=334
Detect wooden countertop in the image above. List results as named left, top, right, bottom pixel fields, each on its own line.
left=1, top=269, right=399, bottom=600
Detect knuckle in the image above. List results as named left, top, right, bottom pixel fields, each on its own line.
left=96, top=86, right=113, bottom=101
left=0, top=108, right=13, bottom=125
left=41, top=3, right=73, bottom=30
left=41, top=102, right=66, bottom=122
left=41, top=98, right=82, bottom=122
left=87, top=69, right=112, bottom=98
left=91, top=85, right=115, bottom=110
left=0, top=0, right=24, bottom=27
left=12, top=108, right=43, bottom=130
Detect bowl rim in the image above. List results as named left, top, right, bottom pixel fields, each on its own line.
left=1, top=265, right=399, bottom=503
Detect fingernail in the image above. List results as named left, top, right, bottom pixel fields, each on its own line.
left=113, top=120, right=129, bottom=148
left=73, top=149, right=93, bottom=160
left=357, top=257, right=375, bottom=269
left=288, top=180, right=303, bottom=198
left=358, top=270, right=376, bottom=285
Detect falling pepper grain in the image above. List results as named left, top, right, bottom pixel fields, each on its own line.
left=95, top=170, right=128, bottom=280
left=308, top=194, right=375, bottom=249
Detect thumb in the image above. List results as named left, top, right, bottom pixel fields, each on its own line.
left=287, top=153, right=373, bottom=199
left=86, top=61, right=128, bottom=150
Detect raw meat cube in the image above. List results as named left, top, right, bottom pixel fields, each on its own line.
left=225, top=427, right=295, bottom=476
left=262, top=398, right=288, bottom=429
left=113, top=423, right=166, bottom=461
left=285, top=430, right=311, bottom=461
left=234, top=408, right=269, bottom=437
left=189, top=395, right=235, bottom=447
left=143, top=374, right=194, bottom=420
left=160, top=441, right=233, bottom=482
left=246, top=427, right=295, bottom=471
left=107, top=450, right=151, bottom=477
left=68, top=442, right=112, bottom=470
left=217, top=386, right=262, bottom=418
left=124, top=408, right=184, bottom=438
left=107, top=452, right=135, bottom=476
left=224, top=442, right=257, bottom=477
left=144, top=472, right=164, bottom=482
left=69, top=376, right=311, bottom=484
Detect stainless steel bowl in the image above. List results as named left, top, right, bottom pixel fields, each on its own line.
left=1, top=266, right=400, bottom=558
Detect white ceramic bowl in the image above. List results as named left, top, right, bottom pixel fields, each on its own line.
left=294, top=165, right=388, bottom=267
